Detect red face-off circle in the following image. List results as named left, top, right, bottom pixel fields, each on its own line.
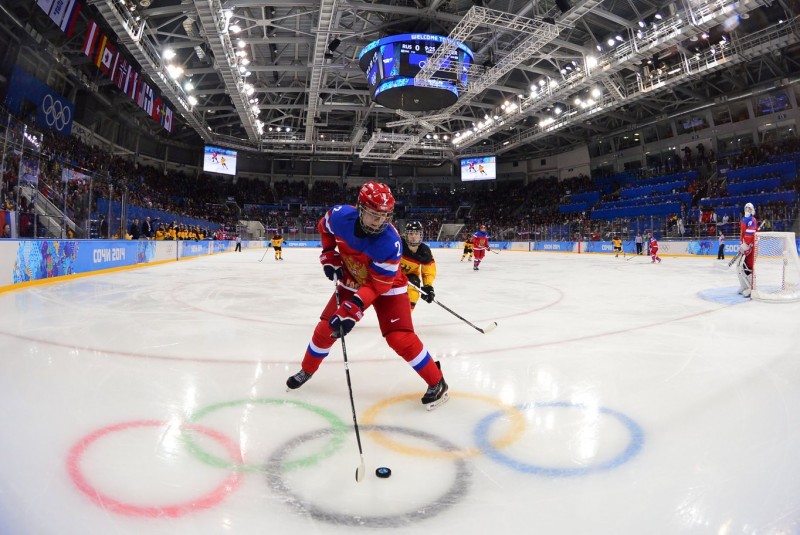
left=67, top=420, right=243, bottom=517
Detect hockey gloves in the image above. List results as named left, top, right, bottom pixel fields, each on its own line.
left=329, top=295, right=364, bottom=338
left=320, top=249, right=344, bottom=281
left=421, top=285, right=435, bottom=303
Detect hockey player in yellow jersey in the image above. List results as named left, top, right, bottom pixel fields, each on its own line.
left=612, top=236, right=622, bottom=257
left=270, top=234, right=285, bottom=260
left=399, top=221, right=437, bottom=310
left=460, top=237, right=473, bottom=262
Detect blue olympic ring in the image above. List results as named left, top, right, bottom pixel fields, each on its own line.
left=474, top=401, right=645, bottom=477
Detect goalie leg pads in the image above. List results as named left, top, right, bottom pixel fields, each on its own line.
left=737, top=258, right=752, bottom=294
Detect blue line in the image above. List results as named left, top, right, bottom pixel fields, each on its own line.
left=474, top=401, right=645, bottom=477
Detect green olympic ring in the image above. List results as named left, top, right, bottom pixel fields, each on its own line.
left=183, top=398, right=347, bottom=472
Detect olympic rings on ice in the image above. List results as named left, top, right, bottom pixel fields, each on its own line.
left=361, top=391, right=526, bottom=459
left=66, top=398, right=645, bottom=520
left=184, top=398, right=348, bottom=472
left=265, top=425, right=471, bottom=527
left=67, top=420, right=243, bottom=518
left=474, top=401, right=645, bottom=477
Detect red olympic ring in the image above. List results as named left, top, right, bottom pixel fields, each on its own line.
left=67, top=420, right=243, bottom=518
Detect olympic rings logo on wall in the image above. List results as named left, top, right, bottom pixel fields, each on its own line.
left=41, top=93, right=72, bottom=132
left=65, top=395, right=645, bottom=524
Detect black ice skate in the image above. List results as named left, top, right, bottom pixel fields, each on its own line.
left=421, top=362, right=449, bottom=410
left=286, top=369, right=313, bottom=390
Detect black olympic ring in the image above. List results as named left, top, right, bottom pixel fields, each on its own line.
left=42, top=94, right=71, bottom=132
left=265, top=425, right=471, bottom=528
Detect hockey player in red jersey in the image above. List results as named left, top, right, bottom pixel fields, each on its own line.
left=648, top=232, right=661, bottom=263
left=737, top=202, right=758, bottom=297
left=470, top=224, right=490, bottom=270
left=286, top=181, right=448, bottom=409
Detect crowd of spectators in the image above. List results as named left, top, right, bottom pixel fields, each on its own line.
left=2, top=108, right=799, bottom=242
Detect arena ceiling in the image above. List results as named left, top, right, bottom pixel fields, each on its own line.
left=2, top=0, right=798, bottom=165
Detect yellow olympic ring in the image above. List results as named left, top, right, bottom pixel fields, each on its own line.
left=361, top=391, right=525, bottom=459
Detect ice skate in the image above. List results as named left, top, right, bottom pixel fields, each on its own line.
left=742, top=288, right=751, bottom=297
left=286, top=369, right=313, bottom=390
left=421, top=362, right=449, bottom=411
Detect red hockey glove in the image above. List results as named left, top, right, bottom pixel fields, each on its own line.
left=329, top=296, right=364, bottom=338
left=320, top=249, right=343, bottom=281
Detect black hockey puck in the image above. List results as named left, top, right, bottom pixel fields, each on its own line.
left=375, top=467, right=392, bottom=478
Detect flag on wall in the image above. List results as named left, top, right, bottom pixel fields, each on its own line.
left=82, top=20, right=100, bottom=57
left=77, top=15, right=176, bottom=134
left=94, top=34, right=109, bottom=68
left=113, top=58, right=129, bottom=91
left=98, top=40, right=118, bottom=77
left=61, top=0, right=80, bottom=36
left=162, top=107, right=173, bottom=132
left=126, top=71, right=140, bottom=101
left=37, top=0, right=81, bottom=37
left=151, top=95, right=162, bottom=121
left=137, top=81, right=154, bottom=115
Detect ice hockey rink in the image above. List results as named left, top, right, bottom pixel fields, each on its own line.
left=0, top=246, right=798, bottom=535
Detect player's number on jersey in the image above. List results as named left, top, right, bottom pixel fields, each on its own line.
left=395, top=241, right=401, bottom=256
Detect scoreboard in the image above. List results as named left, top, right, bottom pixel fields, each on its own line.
left=359, top=33, right=473, bottom=112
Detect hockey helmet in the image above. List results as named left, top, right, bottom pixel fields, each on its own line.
left=405, top=220, right=423, bottom=246
left=479, top=224, right=487, bottom=231
left=744, top=202, right=755, bottom=216
left=357, top=181, right=395, bottom=234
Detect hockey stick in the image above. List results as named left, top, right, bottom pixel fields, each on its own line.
left=333, top=278, right=366, bottom=483
left=257, top=244, right=272, bottom=262
left=489, top=249, right=500, bottom=255
left=712, top=251, right=741, bottom=271
left=408, top=281, right=497, bottom=334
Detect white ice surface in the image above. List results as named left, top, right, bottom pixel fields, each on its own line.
left=0, top=247, right=798, bottom=534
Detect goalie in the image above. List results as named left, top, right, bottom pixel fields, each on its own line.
left=737, top=202, right=758, bottom=297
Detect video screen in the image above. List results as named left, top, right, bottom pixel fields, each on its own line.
left=203, top=145, right=237, bottom=176
left=359, top=33, right=473, bottom=89
left=460, top=156, right=496, bottom=181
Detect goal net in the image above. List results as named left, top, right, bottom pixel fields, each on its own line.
left=751, top=231, right=800, bottom=303
left=437, top=223, right=464, bottom=242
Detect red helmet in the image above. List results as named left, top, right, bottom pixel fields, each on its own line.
left=480, top=224, right=486, bottom=231
left=358, top=182, right=395, bottom=214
